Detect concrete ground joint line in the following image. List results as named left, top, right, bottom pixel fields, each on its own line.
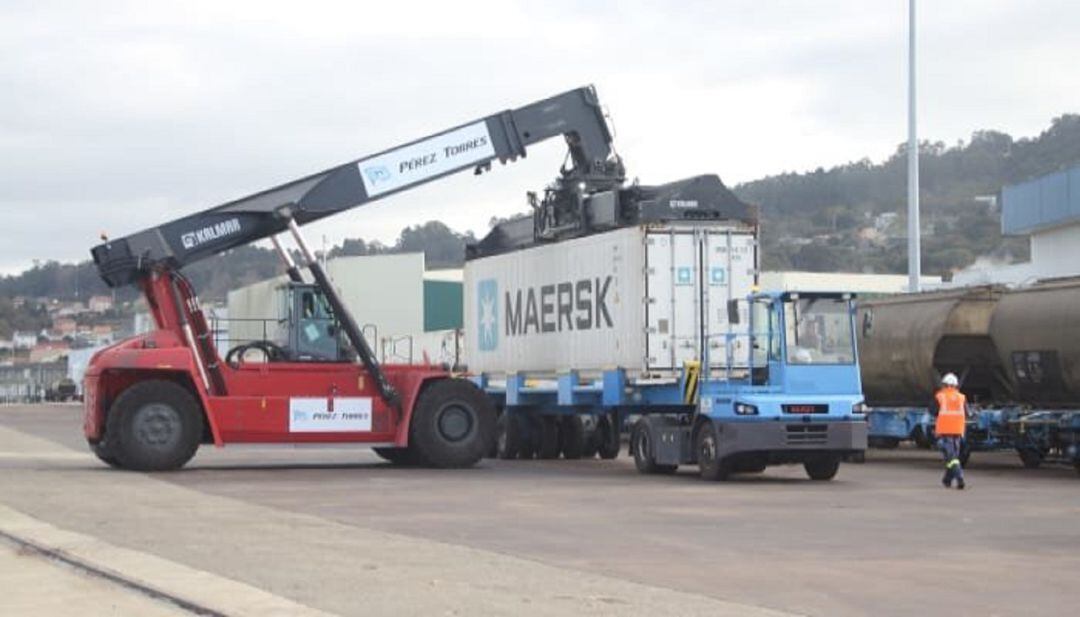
left=0, top=528, right=223, bottom=617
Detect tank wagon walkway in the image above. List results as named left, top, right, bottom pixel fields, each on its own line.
left=2, top=405, right=1079, bottom=616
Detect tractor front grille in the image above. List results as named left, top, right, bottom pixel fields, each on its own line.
left=785, top=424, right=828, bottom=446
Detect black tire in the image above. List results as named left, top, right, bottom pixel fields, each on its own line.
left=631, top=420, right=677, bottom=475
left=107, top=380, right=203, bottom=471
left=959, top=444, right=972, bottom=467
left=596, top=413, right=620, bottom=460
left=581, top=431, right=599, bottom=459
left=912, top=427, right=933, bottom=449
left=869, top=436, right=900, bottom=449
left=409, top=379, right=495, bottom=468
left=495, top=413, right=522, bottom=460
left=373, top=447, right=418, bottom=465
left=804, top=456, right=841, bottom=481
left=1018, top=448, right=1043, bottom=469
left=559, top=416, right=585, bottom=459
left=695, top=421, right=730, bottom=481
left=90, top=441, right=123, bottom=468
left=537, top=416, right=560, bottom=459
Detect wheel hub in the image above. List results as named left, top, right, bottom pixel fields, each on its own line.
left=437, top=403, right=473, bottom=443
left=133, top=403, right=181, bottom=448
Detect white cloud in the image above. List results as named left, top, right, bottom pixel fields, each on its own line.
left=1, top=0, right=1079, bottom=274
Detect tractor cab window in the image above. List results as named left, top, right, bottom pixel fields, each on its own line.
left=750, top=298, right=781, bottom=366
left=784, top=297, right=855, bottom=365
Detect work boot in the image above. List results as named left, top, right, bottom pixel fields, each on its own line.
left=942, top=477, right=952, bottom=489
left=957, top=478, right=965, bottom=490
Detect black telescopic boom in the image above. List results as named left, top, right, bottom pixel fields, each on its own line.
left=91, top=86, right=622, bottom=288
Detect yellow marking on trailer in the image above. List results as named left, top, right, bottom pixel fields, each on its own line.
left=682, top=360, right=701, bottom=405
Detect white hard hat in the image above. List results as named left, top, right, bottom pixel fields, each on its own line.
left=942, top=373, right=959, bottom=387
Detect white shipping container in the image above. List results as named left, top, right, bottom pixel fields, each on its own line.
left=464, top=223, right=756, bottom=377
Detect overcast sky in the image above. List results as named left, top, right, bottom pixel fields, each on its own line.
left=2, top=0, right=1078, bottom=274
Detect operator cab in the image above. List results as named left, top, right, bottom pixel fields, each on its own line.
left=224, top=283, right=350, bottom=366
left=747, top=291, right=860, bottom=393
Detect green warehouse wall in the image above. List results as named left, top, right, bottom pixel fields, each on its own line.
left=423, top=280, right=463, bottom=331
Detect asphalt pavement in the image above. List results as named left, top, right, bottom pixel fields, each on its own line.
left=1, top=404, right=1078, bottom=616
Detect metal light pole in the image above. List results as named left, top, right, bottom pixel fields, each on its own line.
left=907, top=0, right=921, bottom=292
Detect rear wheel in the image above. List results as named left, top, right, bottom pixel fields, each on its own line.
left=695, top=421, right=730, bottom=481
left=409, top=379, right=495, bottom=468
left=107, top=380, right=203, bottom=471
left=595, top=413, right=620, bottom=460
left=373, top=447, right=417, bottom=465
left=90, top=442, right=123, bottom=468
left=631, top=420, right=677, bottom=475
left=559, top=416, right=585, bottom=459
left=804, top=456, right=841, bottom=481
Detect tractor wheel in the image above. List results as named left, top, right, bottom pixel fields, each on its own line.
left=495, top=413, right=522, bottom=460
left=695, top=421, right=730, bottom=481
left=409, top=379, right=495, bottom=468
left=804, top=456, right=841, bottom=481
left=596, top=413, right=621, bottom=460
left=631, top=420, right=677, bottom=475
left=537, top=416, right=561, bottom=459
left=559, top=416, right=585, bottom=459
left=373, top=447, right=417, bottom=465
left=106, top=380, right=203, bottom=471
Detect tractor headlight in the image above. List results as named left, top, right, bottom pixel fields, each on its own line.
left=852, top=402, right=870, bottom=414
left=734, top=402, right=758, bottom=416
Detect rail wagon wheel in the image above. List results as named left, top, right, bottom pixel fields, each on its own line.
left=106, top=380, right=203, bottom=471
left=410, top=379, right=495, bottom=468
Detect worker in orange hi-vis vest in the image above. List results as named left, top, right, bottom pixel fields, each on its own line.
left=934, top=373, right=968, bottom=490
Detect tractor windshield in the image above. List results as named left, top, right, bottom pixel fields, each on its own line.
left=784, top=297, right=855, bottom=365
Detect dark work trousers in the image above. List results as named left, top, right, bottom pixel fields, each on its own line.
left=939, top=435, right=965, bottom=486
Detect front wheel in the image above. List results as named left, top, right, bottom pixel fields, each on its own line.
left=409, top=379, right=495, bottom=468
left=804, top=456, right=841, bottom=481
left=105, top=380, right=204, bottom=471
left=695, top=422, right=730, bottom=481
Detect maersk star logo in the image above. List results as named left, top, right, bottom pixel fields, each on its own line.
left=477, top=279, right=498, bottom=351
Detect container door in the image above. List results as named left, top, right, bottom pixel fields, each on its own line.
left=702, top=231, right=756, bottom=372
left=645, top=230, right=702, bottom=371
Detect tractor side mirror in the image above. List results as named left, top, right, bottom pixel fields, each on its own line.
left=727, top=299, right=740, bottom=325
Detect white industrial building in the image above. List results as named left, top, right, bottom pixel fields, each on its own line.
left=953, top=164, right=1080, bottom=286
left=760, top=271, right=941, bottom=295
left=226, top=253, right=464, bottom=365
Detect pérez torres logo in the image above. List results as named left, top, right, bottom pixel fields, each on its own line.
left=477, top=279, right=499, bottom=351
left=362, top=165, right=393, bottom=186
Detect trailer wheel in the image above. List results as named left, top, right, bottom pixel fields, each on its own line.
left=804, top=456, right=841, bottom=481
left=959, top=443, right=972, bottom=467
left=107, top=380, right=203, bottom=471
left=409, top=379, right=495, bottom=468
left=912, top=427, right=933, bottom=449
left=373, top=447, right=417, bottom=466
left=537, top=416, right=560, bottom=459
left=631, top=420, right=677, bottom=475
left=1018, top=448, right=1043, bottom=469
left=695, top=422, right=730, bottom=481
left=559, top=416, right=585, bottom=459
left=495, top=413, right=521, bottom=460
left=581, top=431, right=599, bottom=459
left=596, top=414, right=620, bottom=460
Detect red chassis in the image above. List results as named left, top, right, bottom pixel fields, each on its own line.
left=83, top=271, right=493, bottom=470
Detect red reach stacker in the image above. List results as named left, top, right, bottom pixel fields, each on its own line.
left=83, top=86, right=626, bottom=470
